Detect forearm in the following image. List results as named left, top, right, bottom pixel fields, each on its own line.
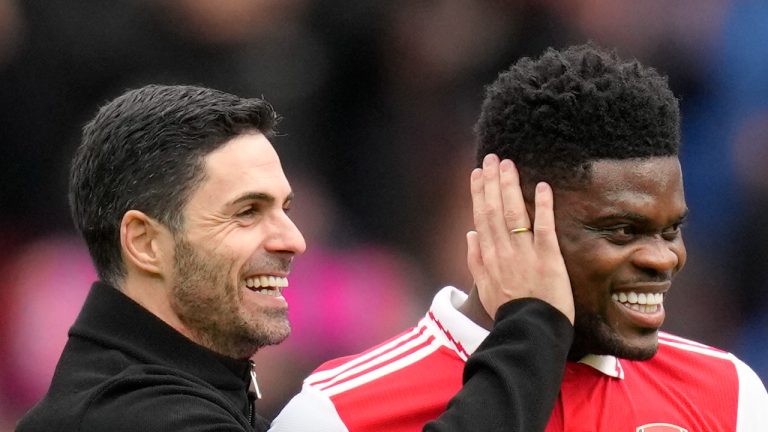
left=424, top=298, right=573, bottom=432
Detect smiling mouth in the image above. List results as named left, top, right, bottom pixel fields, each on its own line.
left=244, top=275, right=288, bottom=297
left=611, top=291, right=664, bottom=314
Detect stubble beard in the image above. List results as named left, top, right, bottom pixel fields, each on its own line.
left=569, top=308, right=658, bottom=361
left=171, top=237, right=291, bottom=359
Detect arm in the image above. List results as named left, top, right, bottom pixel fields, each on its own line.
left=425, top=154, right=573, bottom=431
left=271, top=155, right=572, bottom=432
left=424, top=298, right=572, bottom=432
left=270, top=299, right=572, bottom=432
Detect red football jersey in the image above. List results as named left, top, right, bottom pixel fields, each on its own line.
left=271, top=287, right=768, bottom=431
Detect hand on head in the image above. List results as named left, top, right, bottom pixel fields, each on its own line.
left=467, top=153, right=574, bottom=324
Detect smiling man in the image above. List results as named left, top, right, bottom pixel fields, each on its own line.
left=553, top=156, right=687, bottom=362
left=16, top=84, right=577, bottom=431
left=160, top=133, right=300, bottom=359
left=272, top=44, right=768, bottom=431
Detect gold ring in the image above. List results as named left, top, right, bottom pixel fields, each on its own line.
left=509, top=227, right=531, bottom=235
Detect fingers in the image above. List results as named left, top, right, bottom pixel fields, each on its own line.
left=531, top=181, right=575, bottom=323
left=472, top=155, right=530, bottom=261
left=499, top=159, right=531, bottom=234
left=470, top=167, right=496, bottom=263
left=532, top=182, right=559, bottom=253
left=482, top=155, right=529, bottom=247
left=471, top=153, right=533, bottom=318
left=468, top=155, right=575, bottom=324
left=481, top=155, right=509, bottom=253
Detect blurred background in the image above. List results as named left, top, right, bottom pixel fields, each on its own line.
left=1, top=0, right=767, bottom=428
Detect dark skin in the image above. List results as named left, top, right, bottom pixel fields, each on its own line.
left=460, top=156, right=688, bottom=360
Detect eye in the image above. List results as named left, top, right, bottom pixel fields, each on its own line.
left=661, top=222, right=684, bottom=241
left=283, top=199, right=293, bottom=215
left=604, top=225, right=638, bottom=244
left=236, top=205, right=258, bottom=218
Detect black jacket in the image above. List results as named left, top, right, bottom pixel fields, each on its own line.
left=17, top=282, right=572, bottom=431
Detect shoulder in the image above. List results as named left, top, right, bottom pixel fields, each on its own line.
left=80, top=394, right=249, bottom=432
left=82, top=367, right=250, bottom=431
left=271, top=323, right=467, bottom=431
left=30, top=364, right=250, bottom=432
left=656, top=333, right=768, bottom=430
left=654, top=332, right=742, bottom=367
left=653, top=332, right=745, bottom=378
left=270, top=384, right=349, bottom=432
left=654, top=332, right=767, bottom=399
left=306, top=321, right=464, bottom=397
left=98, top=364, right=233, bottom=399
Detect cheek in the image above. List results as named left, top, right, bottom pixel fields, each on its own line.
left=563, top=244, right=622, bottom=305
left=208, top=238, right=254, bottom=269
left=566, top=263, right=601, bottom=308
left=561, top=249, right=595, bottom=303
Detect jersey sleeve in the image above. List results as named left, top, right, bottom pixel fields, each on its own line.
left=423, top=298, right=573, bottom=432
left=269, top=383, right=350, bottom=432
left=733, top=354, right=768, bottom=431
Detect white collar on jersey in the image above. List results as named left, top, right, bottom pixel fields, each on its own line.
left=426, top=286, right=625, bottom=379
left=425, top=286, right=490, bottom=360
left=578, top=354, right=624, bottom=379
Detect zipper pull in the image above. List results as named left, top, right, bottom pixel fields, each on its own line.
left=249, top=361, right=262, bottom=400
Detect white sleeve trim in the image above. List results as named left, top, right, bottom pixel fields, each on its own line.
left=732, top=354, right=768, bottom=431
left=269, top=383, right=350, bottom=432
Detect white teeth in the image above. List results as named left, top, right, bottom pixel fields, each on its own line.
left=638, top=293, right=647, bottom=305
left=255, top=288, right=283, bottom=297
left=244, top=276, right=289, bottom=289
left=612, top=291, right=664, bottom=309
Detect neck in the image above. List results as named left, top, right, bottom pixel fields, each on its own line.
left=457, top=286, right=495, bottom=331
left=122, top=272, right=193, bottom=340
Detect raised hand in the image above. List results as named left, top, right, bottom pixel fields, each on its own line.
left=467, top=154, right=574, bottom=323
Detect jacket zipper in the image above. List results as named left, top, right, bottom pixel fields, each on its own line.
left=248, top=360, right=262, bottom=426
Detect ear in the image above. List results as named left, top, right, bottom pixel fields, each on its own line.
left=120, top=210, right=172, bottom=276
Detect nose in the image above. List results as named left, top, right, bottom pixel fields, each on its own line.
left=265, top=211, right=307, bottom=256
left=632, top=236, right=685, bottom=276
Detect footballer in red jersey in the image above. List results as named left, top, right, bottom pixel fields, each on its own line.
left=272, top=43, right=768, bottom=431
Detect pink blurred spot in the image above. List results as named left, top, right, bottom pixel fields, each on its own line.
left=3, top=235, right=96, bottom=409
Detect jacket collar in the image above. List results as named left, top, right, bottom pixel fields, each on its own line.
left=71, top=282, right=253, bottom=390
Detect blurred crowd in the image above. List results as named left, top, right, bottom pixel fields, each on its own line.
left=1, top=0, right=766, bottom=429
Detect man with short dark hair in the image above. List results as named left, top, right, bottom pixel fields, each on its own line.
left=16, top=84, right=576, bottom=431
left=272, top=43, right=768, bottom=431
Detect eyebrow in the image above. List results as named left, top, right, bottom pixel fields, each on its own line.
left=594, top=208, right=690, bottom=225
left=230, top=191, right=294, bottom=207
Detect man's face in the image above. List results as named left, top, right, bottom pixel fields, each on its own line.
left=169, top=132, right=306, bottom=359
left=554, top=157, right=687, bottom=360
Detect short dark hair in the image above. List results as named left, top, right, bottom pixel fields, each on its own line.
left=70, top=84, right=278, bottom=286
left=475, top=43, right=680, bottom=191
